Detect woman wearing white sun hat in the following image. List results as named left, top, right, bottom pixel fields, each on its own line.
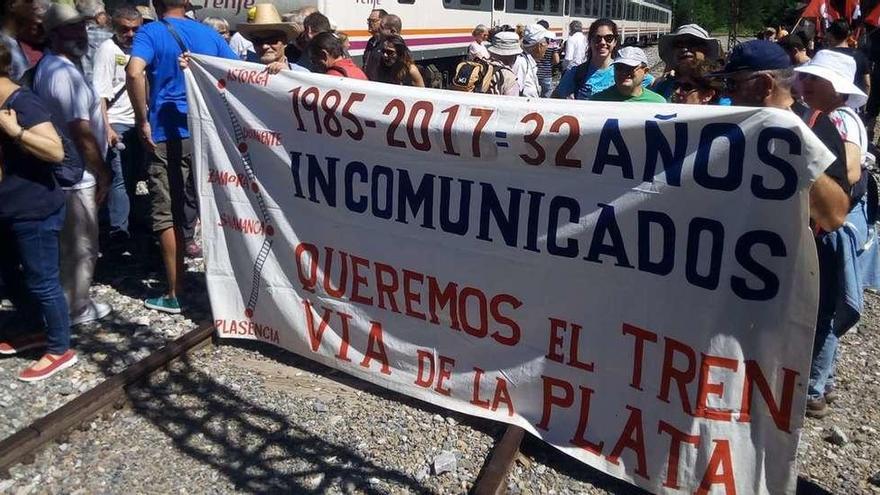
left=795, top=49, right=880, bottom=417
left=796, top=49, right=868, bottom=188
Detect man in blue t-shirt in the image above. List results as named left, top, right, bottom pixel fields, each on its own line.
left=126, top=0, right=235, bottom=314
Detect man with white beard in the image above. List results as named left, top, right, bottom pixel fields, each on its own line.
left=33, top=3, right=113, bottom=326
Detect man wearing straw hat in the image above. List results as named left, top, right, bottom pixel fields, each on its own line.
left=486, top=31, right=522, bottom=97
left=237, top=4, right=301, bottom=74
left=126, top=0, right=236, bottom=315
left=653, top=24, right=721, bottom=101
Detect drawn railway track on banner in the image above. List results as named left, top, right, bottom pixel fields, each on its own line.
left=217, top=84, right=274, bottom=318
left=0, top=323, right=524, bottom=494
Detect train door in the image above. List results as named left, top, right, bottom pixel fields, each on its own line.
left=492, top=0, right=504, bottom=26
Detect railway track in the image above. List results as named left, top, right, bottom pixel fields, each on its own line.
left=0, top=323, right=526, bottom=494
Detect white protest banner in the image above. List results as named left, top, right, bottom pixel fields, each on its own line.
left=185, top=54, right=832, bottom=494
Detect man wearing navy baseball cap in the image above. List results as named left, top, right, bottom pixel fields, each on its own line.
left=707, top=39, right=794, bottom=107
left=714, top=41, right=856, bottom=420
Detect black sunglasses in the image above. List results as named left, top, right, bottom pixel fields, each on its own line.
left=592, top=34, right=616, bottom=44
left=674, top=81, right=699, bottom=93
left=251, top=34, right=285, bottom=45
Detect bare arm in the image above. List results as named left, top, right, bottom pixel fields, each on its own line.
left=409, top=65, right=425, bottom=88
left=68, top=119, right=111, bottom=203
left=843, top=141, right=862, bottom=185
left=863, top=73, right=871, bottom=101
left=126, top=56, right=155, bottom=152
left=100, top=99, right=120, bottom=148
left=810, top=173, right=850, bottom=231
left=0, top=109, right=64, bottom=163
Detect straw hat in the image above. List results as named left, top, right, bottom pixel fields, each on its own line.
left=659, top=24, right=721, bottom=66
left=794, top=49, right=868, bottom=108
left=236, top=4, right=298, bottom=41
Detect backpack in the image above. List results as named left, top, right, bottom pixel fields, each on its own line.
left=449, top=59, right=498, bottom=93
left=16, top=59, right=86, bottom=188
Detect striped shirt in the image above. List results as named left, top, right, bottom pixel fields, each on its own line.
left=536, top=44, right=559, bottom=79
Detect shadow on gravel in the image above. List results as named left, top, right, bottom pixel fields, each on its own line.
left=126, top=348, right=434, bottom=494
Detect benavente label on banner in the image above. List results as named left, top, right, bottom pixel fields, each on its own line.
left=185, top=54, right=833, bottom=494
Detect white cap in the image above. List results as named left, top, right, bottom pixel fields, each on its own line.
left=522, top=24, right=552, bottom=47
left=794, top=49, right=868, bottom=108
left=612, top=46, right=649, bottom=67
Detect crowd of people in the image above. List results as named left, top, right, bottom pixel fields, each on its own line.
left=0, top=0, right=878, bottom=424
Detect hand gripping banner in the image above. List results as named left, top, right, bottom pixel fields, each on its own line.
left=185, top=55, right=834, bottom=494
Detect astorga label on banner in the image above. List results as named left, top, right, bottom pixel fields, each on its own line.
left=186, top=55, right=833, bottom=495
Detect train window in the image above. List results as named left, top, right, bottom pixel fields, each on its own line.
left=495, top=0, right=504, bottom=9
left=513, top=0, right=528, bottom=9
left=603, top=0, right=611, bottom=17
left=460, top=0, right=480, bottom=5
left=550, top=0, right=559, bottom=13
left=534, top=0, right=545, bottom=11
left=591, top=0, right=599, bottom=16
left=573, top=0, right=581, bottom=14
left=399, top=0, right=415, bottom=4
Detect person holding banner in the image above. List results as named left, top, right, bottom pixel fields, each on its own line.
left=126, top=0, right=236, bottom=315
left=236, top=4, right=300, bottom=74
left=589, top=46, right=665, bottom=103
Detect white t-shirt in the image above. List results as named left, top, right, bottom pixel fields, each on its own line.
left=34, top=52, right=107, bottom=190
left=830, top=106, right=868, bottom=155
left=468, top=40, right=490, bottom=61
left=563, top=31, right=587, bottom=70
left=92, top=38, right=134, bottom=126
left=229, top=32, right=254, bottom=61
left=512, top=52, right=540, bottom=97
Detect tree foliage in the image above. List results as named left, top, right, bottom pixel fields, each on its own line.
left=672, top=0, right=802, bottom=33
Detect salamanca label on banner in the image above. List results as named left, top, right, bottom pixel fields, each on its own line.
left=186, top=54, right=833, bottom=495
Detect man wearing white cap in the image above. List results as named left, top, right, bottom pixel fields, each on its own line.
left=512, top=24, right=552, bottom=98
left=485, top=31, right=521, bottom=97
left=589, top=46, right=665, bottom=103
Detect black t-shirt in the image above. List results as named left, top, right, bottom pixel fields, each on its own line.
left=0, top=87, right=65, bottom=221
left=794, top=101, right=851, bottom=196
left=829, top=47, right=871, bottom=92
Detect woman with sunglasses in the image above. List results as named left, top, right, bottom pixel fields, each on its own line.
left=552, top=18, right=619, bottom=100
left=375, top=34, right=425, bottom=87
left=670, top=59, right=721, bottom=104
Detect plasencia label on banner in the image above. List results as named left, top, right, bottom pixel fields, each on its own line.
left=186, top=55, right=832, bottom=495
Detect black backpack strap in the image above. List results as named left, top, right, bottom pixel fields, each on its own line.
left=160, top=19, right=189, bottom=53
left=106, top=85, right=127, bottom=109
left=574, top=61, right=591, bottom=92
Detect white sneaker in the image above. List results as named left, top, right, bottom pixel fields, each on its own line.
left=70, top=300, right=112, bottom=327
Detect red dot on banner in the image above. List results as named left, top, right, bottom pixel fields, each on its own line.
left=238, top=142, right=248, bottom=153
left=250, top=182, right=259, bottom=193
left=217, top=79, right=226, bottom=89
left=266, top=225, right=275, bottom=236
left=245, top=308, right=254, bottom=318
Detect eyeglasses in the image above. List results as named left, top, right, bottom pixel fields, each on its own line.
left=614, top=64, right=645, bottom=75
left=723, top=74, right=759, bottom=92
left=367, top=17, right=380, bottom=24
left=673, top=81, right=699, bottom=93
left=251, top=35, right=285, bottom=46
left=592, top=34, right=616, bottom=44
left=382, top=49, right=398, bottom=56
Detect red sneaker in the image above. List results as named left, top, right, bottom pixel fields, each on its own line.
left=18, top=350, right=78, bottom=382
left=0, top=334, right=48, bottom=355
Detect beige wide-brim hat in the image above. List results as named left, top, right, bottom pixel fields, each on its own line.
left=44, top=3, right=85, bottom=33
left=795, top=50, right=868, bottom=108
left=236, top=4, right=298, bottom=41
left=488, top=31, right=522, bottom=56
left=659, top=24, right=721, bottom=65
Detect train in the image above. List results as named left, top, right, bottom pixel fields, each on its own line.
left=182, top=0, right=673, bottom=61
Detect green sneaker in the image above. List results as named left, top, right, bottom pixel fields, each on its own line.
left=144, top=296, right=182, bottom=314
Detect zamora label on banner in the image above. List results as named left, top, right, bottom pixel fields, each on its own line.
left=186, top=55, right=834, bottom=495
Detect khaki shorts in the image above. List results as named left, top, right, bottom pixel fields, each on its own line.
left=147, top=139, right=193, bottom=233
